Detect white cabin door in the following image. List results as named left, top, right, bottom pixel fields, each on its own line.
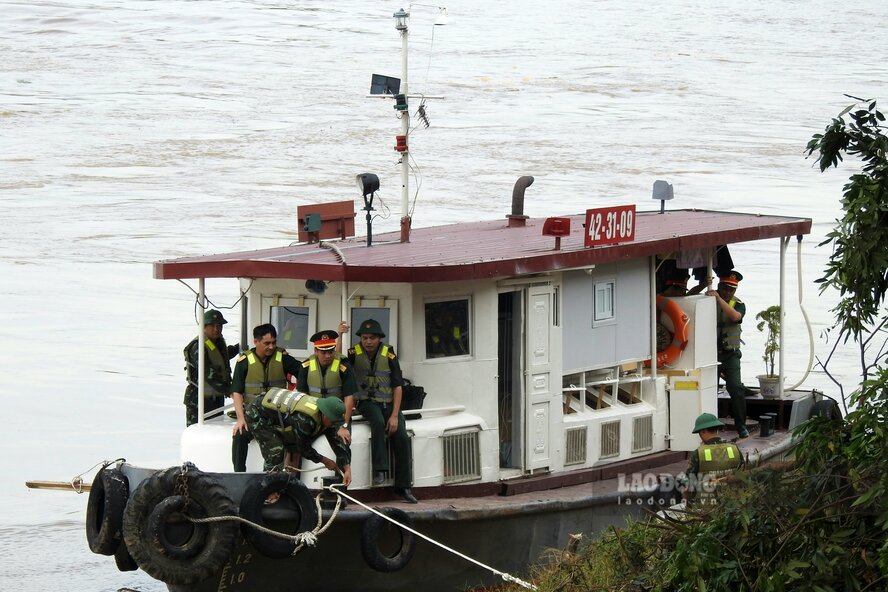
left=524, top=284, right=554, bottom=471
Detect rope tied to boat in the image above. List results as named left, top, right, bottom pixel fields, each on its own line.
left=71, top=458, right=127, bottom=494
left=169, top=468, right=536, bottom=588
left=181, top=470, right=344, bottom=556
left=325, top=484, right=539, bottom=591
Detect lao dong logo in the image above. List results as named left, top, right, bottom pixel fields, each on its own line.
left=616, top=472, right=719, bottom=506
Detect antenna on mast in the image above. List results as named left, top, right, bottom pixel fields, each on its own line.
left=366, top=7, right=447, bottom=243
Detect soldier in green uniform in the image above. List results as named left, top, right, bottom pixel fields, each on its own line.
left=183, top=309, right=239, bottom=426
left=245, top=387, right=351, bottom=484
left=684, top=413, right=743, bottom=504
left=347, top=319, right=416, bottom=504
left=295, top=330, right=358, bottom=449
left=230, top=324, right=302, bottom=472
left=707, top=270, right=751, bottom=438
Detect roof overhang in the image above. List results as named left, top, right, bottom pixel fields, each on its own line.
left=153, top=209, right=812, bottom=283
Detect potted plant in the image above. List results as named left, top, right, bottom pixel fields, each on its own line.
left=755, top=305, right=782, bottom=398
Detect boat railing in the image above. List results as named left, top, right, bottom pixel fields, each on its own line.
left=354, top=405, right=466, bottom=421
left=203, top=403, right=467, bottom=424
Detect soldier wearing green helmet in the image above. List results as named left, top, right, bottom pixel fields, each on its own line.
left=246, top=387, right=352, bottom=484
left=346, top=318, right=417, bottom=504
left=183, top=309, right=239, bottom=426
left=684, top=413, right=744, bottom=504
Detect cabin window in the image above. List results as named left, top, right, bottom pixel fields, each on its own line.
left=346, top=299, right=399, bottom=352
left=424, top=298, right=470, bottom=358
left=592, top=279, right=615, bottom=326
left=262, top=297, right=318, bottom=359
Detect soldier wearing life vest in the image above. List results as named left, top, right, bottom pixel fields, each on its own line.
left=230, top=324, right=302, bottom=471
left=183, top=309, right=240, bottom=426
left=347, top=319, right=417, bottom=504
left=707, top=270, right=751, bottom=439
left=245, top=387, right=351, bottom=483
left=684, top=413, right=744, bottom=504
left=295, top=330, right=358, bottom=450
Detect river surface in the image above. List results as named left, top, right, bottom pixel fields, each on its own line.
left=2, top=0, right=887, bottom=589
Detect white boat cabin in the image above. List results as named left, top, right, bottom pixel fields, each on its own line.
left=156, top=203, right=811, bottom=490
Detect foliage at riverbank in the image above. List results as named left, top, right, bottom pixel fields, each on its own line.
left=506, top=393, right=885, bottom=592
left=499, top=99, right=888, bottom=592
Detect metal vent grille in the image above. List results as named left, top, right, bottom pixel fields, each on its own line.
left=564, top=426, right=587, bottom=465
left=632, top=415, right=654, bottom=453
left=443, top=429, right=481, bottom=484
left=600, top=420, right=621, bottom=459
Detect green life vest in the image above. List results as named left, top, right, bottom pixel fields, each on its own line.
left=305, top=355, right=343, bottom=397
left=183, top=336, right=232, bottom=398
left=243, top=349, right=287, bottom=403
left=352, top=344, right=393, bottom=403
left=695, top=442, right=742, bottom=502
left=260, top=388, right=324, bottom=438
left=717, top=297, right=743, bottom=351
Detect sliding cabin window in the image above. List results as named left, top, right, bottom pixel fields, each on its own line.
left=424, top=298, right=470, bottom=359
left=262, top=297, right=318, bottom=359
left=592, top=278, right=616, bottom=326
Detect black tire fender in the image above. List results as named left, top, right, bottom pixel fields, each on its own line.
left=123, top=466, right=238, bottom=586
left=114, top=540, right=139, bottom=572
left=239, top=472, right=319, bottom=559
left=86, top=466, right=129, bottom=556
left=360, top=507, right=416, bottom=572
left=147, top=494, right=208, bottom=560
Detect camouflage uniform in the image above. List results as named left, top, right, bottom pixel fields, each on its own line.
left=230, top=347, right=302, bottom=472
left=245, top=394, right=351, bottom=472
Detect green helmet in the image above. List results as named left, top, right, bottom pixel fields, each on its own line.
left=692, top=412, right=725, bottom=434
left=355, top=318, right=386, bottom=337
left=315, top=396, right=346, bottom=422
left=203, top=309, right=227, bottom=325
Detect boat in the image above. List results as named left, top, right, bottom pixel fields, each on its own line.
left=77, top=9, right=829, bottom=592
left=80, top=196, right=826, bottom=592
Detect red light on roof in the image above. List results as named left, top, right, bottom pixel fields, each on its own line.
left=542, top=217, right=571, bottom=237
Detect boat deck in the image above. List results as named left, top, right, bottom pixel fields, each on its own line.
left=317, top=426, right=795, bottom=522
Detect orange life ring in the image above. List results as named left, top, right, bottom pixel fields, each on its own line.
left=645, top=296, right=690, bottom=368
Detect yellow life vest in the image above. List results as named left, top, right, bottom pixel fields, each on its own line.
left=261, top=388, right=324, bottom=438
left=304, top=355, right=343, bottom=397
left=352, top=344, right=393, bottom=403
left=243, top=349, right=287, bottom=403
left=694, top=442, right=742, bottom=503
left=717, top=297, right=743, bottom=351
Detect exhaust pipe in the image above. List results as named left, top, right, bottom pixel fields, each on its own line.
left=507, top=175, right=534, bottom=227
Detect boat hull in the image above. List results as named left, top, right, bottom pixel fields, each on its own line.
left=115, top=465, right=657, bottom=592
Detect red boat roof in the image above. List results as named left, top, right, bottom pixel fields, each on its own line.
left=153, top=209, right=812, bottom=283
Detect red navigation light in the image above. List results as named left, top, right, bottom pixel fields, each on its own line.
left=394, top=135, right=408, bottom=152
left=542, top=217, right=571, bottom=236
left=542, top=217, right=570, bottom=250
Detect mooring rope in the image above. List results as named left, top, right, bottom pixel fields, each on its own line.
left=326, top=484, right=538, bottom=591
left=67, top=458, right=127, bottom=494
left=183, top=479, right=537, bottom=589
left=185, top=475, right=344, bottom=556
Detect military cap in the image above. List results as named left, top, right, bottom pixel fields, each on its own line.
left=718, top=270, right=743, bottom=288
left=692, top=412, right=725, bottom=434
left=355, top=318, right=386, bottom=337
left=315, top=396, right=346, bottom=421
left=310, top=330, right=339, bottom=351
left=203, top=309, right=228, bottom=325
left=665, top=268, right=690, bottom=287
